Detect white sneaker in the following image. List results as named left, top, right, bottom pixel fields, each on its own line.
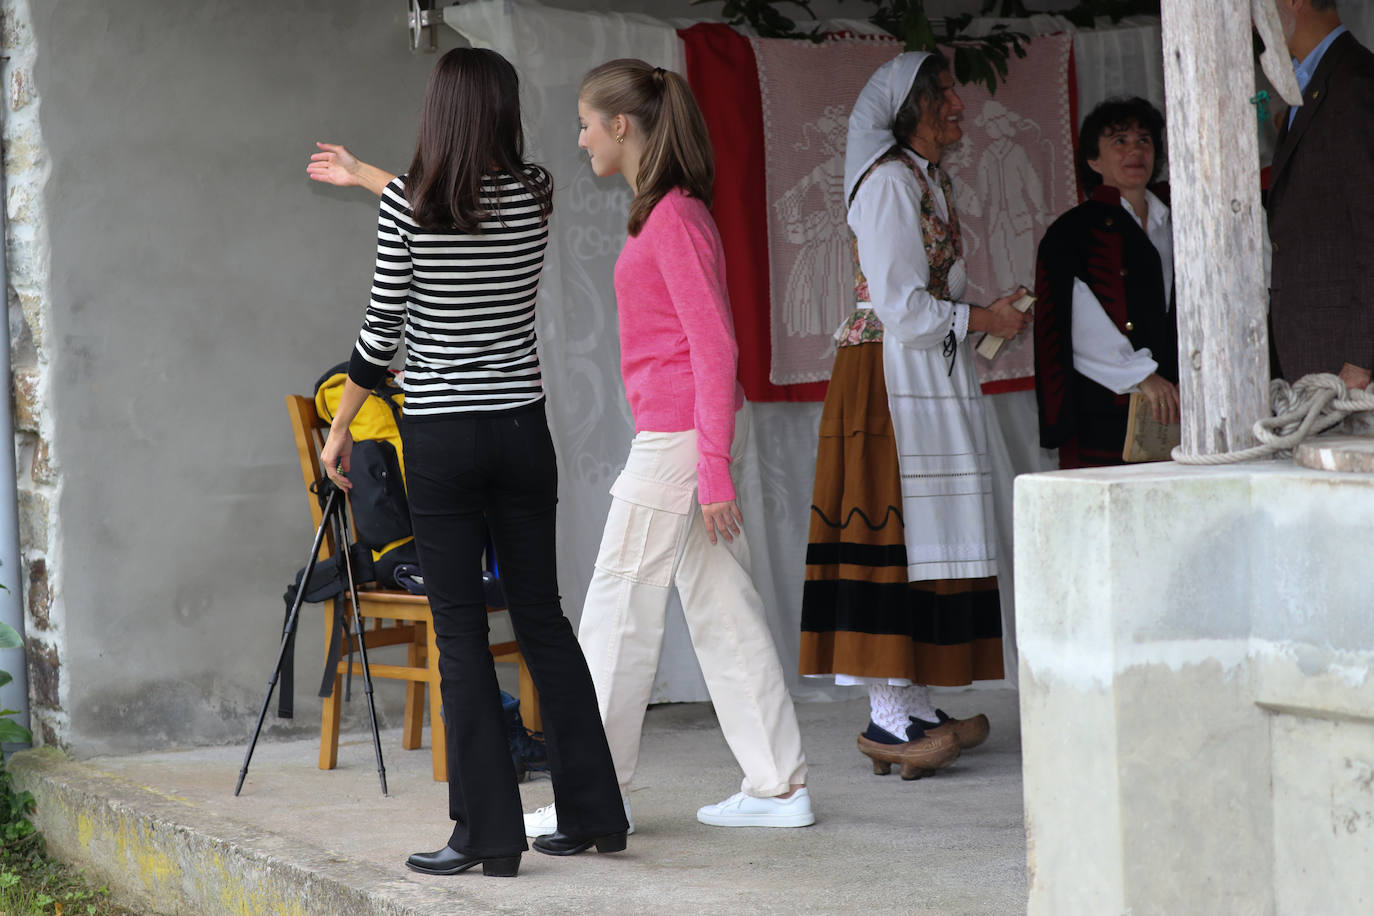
left=695, top=787, right=815, bottom=828
left=523, top=796, right=635, bottom=838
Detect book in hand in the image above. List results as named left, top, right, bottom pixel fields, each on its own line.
left=1122, top=391, right=1181, bottom=462
left=974, top=293, right=1035, bottom=360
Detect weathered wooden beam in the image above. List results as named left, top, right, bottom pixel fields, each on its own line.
left=1161, top=0, right=1271, bottom=455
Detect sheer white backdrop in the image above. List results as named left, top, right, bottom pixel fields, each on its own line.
left=445, top=0, right=848, bottom=703
left=440, top=0, right=1186, bottom=703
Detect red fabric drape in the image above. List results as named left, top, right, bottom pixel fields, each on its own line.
left=679, top=23, right=828, bottom=403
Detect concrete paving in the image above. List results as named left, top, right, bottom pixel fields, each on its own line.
left=10, top=689, right=1026, bottom=915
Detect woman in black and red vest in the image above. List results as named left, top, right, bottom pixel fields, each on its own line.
left=1033, top=97, right=1180, bottom=469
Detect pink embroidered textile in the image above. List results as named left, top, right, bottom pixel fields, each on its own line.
left=751, top=36, right=900, bottom=385
left=947, top=32, right=1076, bottom=390
left=750, top=32, right=1075, bottom=391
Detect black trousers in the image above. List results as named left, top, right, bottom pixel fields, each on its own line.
left=402, top=401, right=627, bottom=857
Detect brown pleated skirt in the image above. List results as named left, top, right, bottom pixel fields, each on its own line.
left=799, top=341, right=1003, bottom=686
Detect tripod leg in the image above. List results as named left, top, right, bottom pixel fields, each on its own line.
left=334, top=507, right=389, bottom=796
left=236, top=486, right=343, bottom=796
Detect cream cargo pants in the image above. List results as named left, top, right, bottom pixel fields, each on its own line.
left=579, top=407, right=808, bottom=798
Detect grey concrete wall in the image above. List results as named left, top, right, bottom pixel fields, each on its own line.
left=29, top=0, right=465, bottom=754
left=21, top=0, right=1052, bottom=756
left=25, top=0, right=847, bottom=756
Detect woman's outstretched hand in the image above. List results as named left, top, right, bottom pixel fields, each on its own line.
left=701, top=500, right=743, bottom=545
left=308, top=142, right=362, bottom=187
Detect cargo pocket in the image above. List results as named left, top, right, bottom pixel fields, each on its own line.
left=594, top=470, right=697, bottom=587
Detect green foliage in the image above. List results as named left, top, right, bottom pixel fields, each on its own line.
left=947, top=25, right=1028, bottom=95
left=0, top=833, right=135, bottom=915
left=689, top=0, right=822, bottom=40
left=692, top=0, right=1161, bottom=93
left=0, top=606, right=119, bottom=913
left=980, top=0, right=1160, bottom=22
left=868, top=0, right=940, bottom=52
left=0, top=620, right=34, bottom=846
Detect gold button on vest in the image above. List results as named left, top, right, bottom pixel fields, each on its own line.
left=1125, top=321, right=1135, bottom=331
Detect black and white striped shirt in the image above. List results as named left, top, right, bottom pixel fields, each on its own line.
left=348, top=173, right=549, bottom=416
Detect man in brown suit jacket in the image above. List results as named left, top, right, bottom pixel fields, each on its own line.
left=1267, top=0, right=1374, bottom=389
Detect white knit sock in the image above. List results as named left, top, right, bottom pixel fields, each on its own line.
left=902, top=685, right=939, bottom=726
left=868, top=684, right=914, bottom=739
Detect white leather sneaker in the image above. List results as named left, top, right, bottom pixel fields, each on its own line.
left=523, top=796, right=635, bottom=838
left=695, top=787, right=815, bottom=828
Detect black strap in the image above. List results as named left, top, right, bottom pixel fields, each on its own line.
left=319, top=594, right=354, bottom=701
left=316, top=521, right=375, bottom=702
left=277, top=594, right=296, bottom=719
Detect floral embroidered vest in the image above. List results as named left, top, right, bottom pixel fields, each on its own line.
left=836, top=148, right=963, bottom=347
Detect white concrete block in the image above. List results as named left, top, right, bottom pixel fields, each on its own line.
left=1271, top=712, right=1374, bottom=915
left=1016, top=461, right=1374, bottom=915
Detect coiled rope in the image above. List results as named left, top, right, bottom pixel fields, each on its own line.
left=1171, top=373, right=1374, bottom=465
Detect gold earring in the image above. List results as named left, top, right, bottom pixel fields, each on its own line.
left=616, top=135, right=624, bottom=144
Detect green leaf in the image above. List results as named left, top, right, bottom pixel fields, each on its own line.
left=902, top=8, right=937, bottom=52
left=972, top=54, right=996, bottom=95
left=953, top=46, right=971, bottom=84
left=0, top=719, right=32, bottom=744
left=0, top=671, right=11, bottom=690
left=0, top=621, right=22, bottom=650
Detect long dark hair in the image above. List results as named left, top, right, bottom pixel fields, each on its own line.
left=579, top=59, right=714, bottom=236
left=405, top=47, right=552, bottom=231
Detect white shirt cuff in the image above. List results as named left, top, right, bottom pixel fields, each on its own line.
left=952, top=303, right=971, bottom=344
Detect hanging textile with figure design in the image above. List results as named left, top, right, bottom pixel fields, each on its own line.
left=751, top=36, right=910, bottom=385
left=945, top=32, right=1075, bottom=392
left=686, top=28, right=1076, bottom=395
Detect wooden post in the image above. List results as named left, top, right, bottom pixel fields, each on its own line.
left=1161, top=0, right=1271, bottom=455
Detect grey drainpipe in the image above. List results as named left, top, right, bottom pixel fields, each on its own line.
left=0, top=28, right=33, bottom=751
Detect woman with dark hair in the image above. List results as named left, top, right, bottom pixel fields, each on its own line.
left=1033, top=96, right=1180, bottom=468
left=799, top=52, right=1029, bottom=778
left=317, top=47, right=626, bottom=878
left=310, top=56, right=811, bottom=838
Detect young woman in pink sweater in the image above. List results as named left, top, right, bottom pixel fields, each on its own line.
left=307, top=59, right=811, bottom=835
left=532, top=58, right=813, bottom=833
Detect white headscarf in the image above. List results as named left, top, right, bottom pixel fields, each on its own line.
left=843, top=51, right=933, bottom=207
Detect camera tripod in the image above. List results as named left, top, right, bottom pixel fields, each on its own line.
left=236, top=478, right=388, bottom=796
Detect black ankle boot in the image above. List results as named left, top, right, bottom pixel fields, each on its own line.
left=532, top=830, right=628, bottom=857
left=405, top=846, right=521, bottom=877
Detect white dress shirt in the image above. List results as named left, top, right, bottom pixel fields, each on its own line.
left=1070, top=189, right=1173, bottom=394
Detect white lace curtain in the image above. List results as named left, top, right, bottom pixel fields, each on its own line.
left=440, top=0, right=1183, bottom=702
left=963, top=14, right=1165, bottom=120
left=445, top=0, right=849, bottom=702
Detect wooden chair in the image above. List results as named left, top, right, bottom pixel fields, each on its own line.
left=286, top=395, right=540, bottom=782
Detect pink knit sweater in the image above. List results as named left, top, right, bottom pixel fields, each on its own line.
left=613, top=188, right=745, bottom=504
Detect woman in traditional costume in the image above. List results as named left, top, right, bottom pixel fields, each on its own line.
left=799, top=51, right=1030, bottom=778
left=1033, top=96, right=1180, bottom=469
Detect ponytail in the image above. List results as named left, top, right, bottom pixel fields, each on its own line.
left=580, top=59, right=714, bottom=236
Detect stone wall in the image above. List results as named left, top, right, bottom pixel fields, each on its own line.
left=4, top=0, right=62, bottom=748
